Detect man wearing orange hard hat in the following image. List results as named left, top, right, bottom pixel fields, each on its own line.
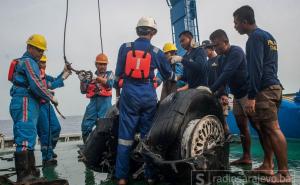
left=79, top=53, right=114, bottom=143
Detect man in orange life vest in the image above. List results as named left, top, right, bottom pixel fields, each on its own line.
left=114, top=17, right=178, bottom=185
left=8, top=34, right=58, bottom=182
left=37, top=55, right=71, bottom=166
left=80, top=53, right=114, bottom=143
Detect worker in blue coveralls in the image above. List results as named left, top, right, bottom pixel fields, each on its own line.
left=234, top=5, right=290, bottom=184
left=8, top=34, right=59, bottom=183
left=170, top=30, right=208, bottom=91
left=80, top=53, right=114, bottom=143
left=156, top=42, right=185, bottom=100
left=114, top=17, right=178, bottom=185
left=37, top=55, right=72, bottom=167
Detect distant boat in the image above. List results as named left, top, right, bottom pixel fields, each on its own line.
left=227, top=90, right=300, bottom=139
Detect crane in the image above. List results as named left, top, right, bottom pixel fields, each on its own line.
left=166, top=0, right=200, bottom=55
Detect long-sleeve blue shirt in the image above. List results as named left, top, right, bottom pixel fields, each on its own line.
left=115, top=38, right=176, bottom=83
left=181, top=47, right=208, bottom=88
left=10, top=52, right=54, bottom=102
left=207, top=56, right=220, bottom=88
left=44, top=72, right=64, bottom=90
left=211, top=45, right=248, bottom=99
left=246, top=28, right=281, bottom=99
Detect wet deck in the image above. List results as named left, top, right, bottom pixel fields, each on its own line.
left=1, top=139, right=300, bottom=185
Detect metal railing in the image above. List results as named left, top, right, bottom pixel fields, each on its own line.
left=0, top=133, right=82, bottom=150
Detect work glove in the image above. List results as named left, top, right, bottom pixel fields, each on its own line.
left=170, top=55, right=183, bottom=64
left=85, top=71, right=93, bottom=82
left=51, top=96, right=59, bottom=106
left=78, top=71, right=86, bottom=81
left=96, top=76, right=107, bottom=85
left=62, top=64, right=72, bottom=80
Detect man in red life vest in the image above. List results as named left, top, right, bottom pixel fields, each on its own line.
left=114, top=17, right=178, bottom=185
left=80, top=53, right=114, bottom=143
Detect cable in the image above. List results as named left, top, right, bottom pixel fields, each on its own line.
left=97, top=0, right=104, bottom=53
left=63, top=0, right=69, bottom=64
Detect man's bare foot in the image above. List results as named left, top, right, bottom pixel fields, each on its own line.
left=117, top=179, right=127, bottom=185
left=259, top=173, right=292, bottom=184
left=250, top=165, right=275, bottom=176
left=230, top=158, right=252, bottom=166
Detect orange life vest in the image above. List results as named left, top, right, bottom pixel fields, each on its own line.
left=86, top=74, right=112, bottom=98
left=125, top=43, right=152, bottom=79
left=8, top=59, right=19, bottom=82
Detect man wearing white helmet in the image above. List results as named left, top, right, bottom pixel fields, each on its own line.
left=114, top=17, right=178, bottom=185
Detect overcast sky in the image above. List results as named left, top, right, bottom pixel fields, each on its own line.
left=0, top=0, right=299, bottom=119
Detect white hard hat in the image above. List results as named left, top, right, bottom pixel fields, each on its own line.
left=136, top=17, right=157, bottom=31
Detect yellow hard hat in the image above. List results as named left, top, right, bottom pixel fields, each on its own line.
left=40, top=55, right=47, bottom=63
left=26, top=34, right=47, bottom=51
left=163, top=42, right=177, bottom=53
left=95, top=53, right=108, bottom=64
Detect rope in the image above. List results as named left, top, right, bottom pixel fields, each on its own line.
left=63, top=0, right=69, bottom=64
left=97, top=0, right=104, bottom=53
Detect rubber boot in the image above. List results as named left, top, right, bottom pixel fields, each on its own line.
left=82, top=134, right=88, bottom=144
left=53, top=152, right=58, bottom=159
left=14, top=151, right=36, bottom=182
left=28, top=150, right=40, bottom=177
left=43, top=159, right=57, bottom=167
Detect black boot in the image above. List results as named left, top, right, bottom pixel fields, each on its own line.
left=43, top=159, right=57, bottom=167
left=53, top=152, right=58, bottom=159
left=28, top=150, right=40, bottom=177
left=82, top=134, right=88, bottom=144
left=14, top=151, right=36, bottom=182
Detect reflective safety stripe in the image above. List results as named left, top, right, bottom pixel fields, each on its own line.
left=126, top=42, right=132, bottom=48
left=22, top=141, right=28, bottom=151
left=23, top=97, right=28, bottom=122
left=118, top=138, right=134, bottom=146
left=136, top=58, right=141, bottom=69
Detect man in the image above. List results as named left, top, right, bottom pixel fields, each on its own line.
left=37, top=55, right=71, bottom=166
left=209, top=29, right=252, bottom=165
left=202, top=40, right=230, bottom=134
left=156, top=42, right=185, bottom=100
left=8, top=34, right=58, bottom=182
left=234, top=5, right=290, bottom=183
left=170, top=31, right=208, bottom=90
left=80, top=53, right=114, bottom=143
left=114, top=17, right=177, bottom=185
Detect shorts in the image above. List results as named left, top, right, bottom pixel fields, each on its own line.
left=252, top=85, right=282, bottom=122
left=233, top=95, right=248, bottom=117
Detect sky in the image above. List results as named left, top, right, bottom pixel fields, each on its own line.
left=0, top=0, right=299, bottom=119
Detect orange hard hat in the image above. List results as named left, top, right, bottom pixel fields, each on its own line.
left=95, top=53, right=108, bottom=64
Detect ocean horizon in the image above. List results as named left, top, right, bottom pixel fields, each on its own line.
left=0, top=115, right=83, bottom=138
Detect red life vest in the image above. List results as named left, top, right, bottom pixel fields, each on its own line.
left=125, top=43, right=152, bottom=79
left=86, top=74, right=112, bottom=98
left=8, top=59, right=19, bottom=82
